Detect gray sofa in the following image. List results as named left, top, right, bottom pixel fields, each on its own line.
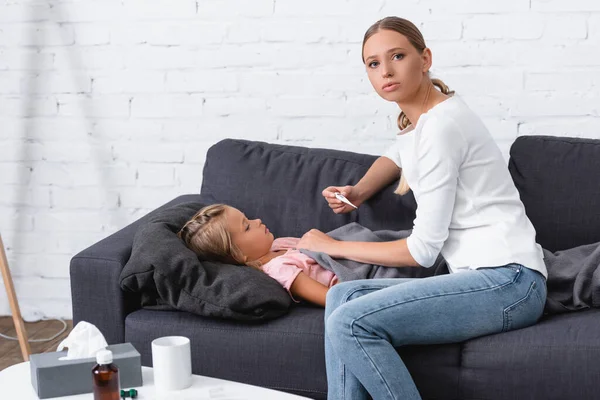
left=71, top=135, right=600, bottom=399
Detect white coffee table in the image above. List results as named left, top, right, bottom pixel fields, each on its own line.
left=0, top=362, right=313, bottom=399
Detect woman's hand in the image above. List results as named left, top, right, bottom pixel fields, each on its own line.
left=322, top=185, right=362, bottom=214
left=298, top=229, right=339, bottom=254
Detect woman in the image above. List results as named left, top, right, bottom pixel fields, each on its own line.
left=297, top=17, right=548, bottom=400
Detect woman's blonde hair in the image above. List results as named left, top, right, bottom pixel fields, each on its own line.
left=177, top=204, right=261, bottom=269
left=362, top=16, right=455, bottom=195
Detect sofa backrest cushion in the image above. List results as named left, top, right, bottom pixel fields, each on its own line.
left=509, top=135, right=600, bottom=252
left=200, top=139, right=417, bottom=238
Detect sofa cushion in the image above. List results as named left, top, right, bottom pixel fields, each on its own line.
left=509, top=135, right=600, bottom=252
left=119, top=199, right=292, bottom=321
left=460, top=309, right=600, bottom=399
left=125, top=307, right=462, bottom=400
left=200, top=139, right=418, bottom=238
left=126, top=306, right=329, bottom=399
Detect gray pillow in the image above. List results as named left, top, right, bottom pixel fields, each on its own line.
left=119, top=201, right=292, bottom=321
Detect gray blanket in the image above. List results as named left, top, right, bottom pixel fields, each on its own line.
left=300, top=223, right=448, bottom=281
left=300, top=223, right=600, bottom=315
left=542, top=244, right=600, bottom=314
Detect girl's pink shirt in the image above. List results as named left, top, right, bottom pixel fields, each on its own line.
left=260, top=237, right=339, bottom=302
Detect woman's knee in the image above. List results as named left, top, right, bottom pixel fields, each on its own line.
left=326, top=280, right=386, bottom=308
left=326, top=282, right=353, bottom=309
left=325, top=302, right=356, bottom=342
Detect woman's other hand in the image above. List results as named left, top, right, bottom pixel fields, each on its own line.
left=298, top=229, right=338, bottom=254
left=322, top=185, right=361, bottom=214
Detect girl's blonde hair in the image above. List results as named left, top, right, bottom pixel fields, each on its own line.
left=362, top=16, right=455, bottom=196
left=177, top=204, right=261, bottom=269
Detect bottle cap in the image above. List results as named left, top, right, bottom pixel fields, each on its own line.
left=96, top=349, right=113, bottom=364
left=121, top=389, right=138, bottom=398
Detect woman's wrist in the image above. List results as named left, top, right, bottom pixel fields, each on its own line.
left=328, top=240, right=347, bottom=259
left=353, top=184, right=373, bottom=206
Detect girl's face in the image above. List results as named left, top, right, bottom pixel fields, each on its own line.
left=224, top=206, right=274, bottom=264
left=363, top=29, right=430, bottom=103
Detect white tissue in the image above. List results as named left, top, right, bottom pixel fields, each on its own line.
left=56, top=321, right=109, bottom=360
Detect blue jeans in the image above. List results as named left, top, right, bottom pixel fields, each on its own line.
left=324, top=264, right=547, bottom=400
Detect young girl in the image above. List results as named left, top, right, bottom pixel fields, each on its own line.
left=177, top=204, right=339, bottom=307
left=296, top=17, right=548, bottom=400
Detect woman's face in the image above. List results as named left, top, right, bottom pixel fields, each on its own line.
left=224, top=206, right=274, bottom=263
left=363, top=29, right=429, bottom=103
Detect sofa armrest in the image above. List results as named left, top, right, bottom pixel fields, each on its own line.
left=70, top=194, right=204, bottom=344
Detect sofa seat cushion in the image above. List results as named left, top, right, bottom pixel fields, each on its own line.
left=126, top=306, right=328, bottom=399
left=125, top=306, right=463, bottom=399
left=460, top=309, right=600, bottom=399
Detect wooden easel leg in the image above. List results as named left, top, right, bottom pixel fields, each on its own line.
left=0, top=234, right=30, bottom=361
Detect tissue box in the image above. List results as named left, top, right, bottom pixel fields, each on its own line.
left=30, top=343, right=143, bottom=399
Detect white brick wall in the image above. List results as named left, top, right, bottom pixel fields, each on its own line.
left=1, top=0, right=600, bottom=319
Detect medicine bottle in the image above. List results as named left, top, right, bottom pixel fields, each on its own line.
left=92, top=349, right=120, bottom=400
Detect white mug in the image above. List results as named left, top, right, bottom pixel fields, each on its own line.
left=151, top=336, right=192, bottom=392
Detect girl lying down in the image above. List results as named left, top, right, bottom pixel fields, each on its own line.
left=177, top=204, right=340, bottom=307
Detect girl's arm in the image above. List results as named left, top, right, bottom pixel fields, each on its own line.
left=354, top=156, right=401, bottom=203
left=289, top=272, right=329, bottom=307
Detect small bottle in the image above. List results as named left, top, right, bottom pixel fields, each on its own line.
left=92, top=349, right=120, bottom=400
